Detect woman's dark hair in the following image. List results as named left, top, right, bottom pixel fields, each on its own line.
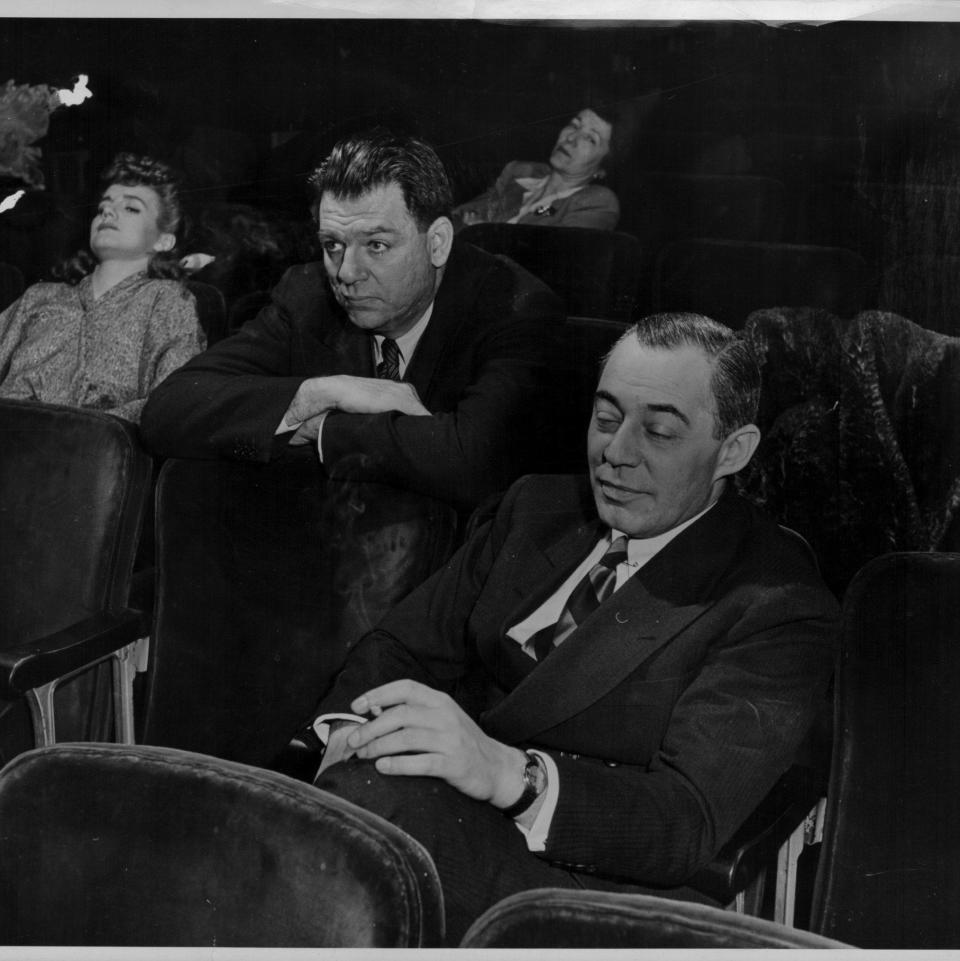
left=53, top=152, right=186, bottom=283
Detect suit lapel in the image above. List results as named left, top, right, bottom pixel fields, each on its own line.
left=493, top=517, right=606, bottom=642
left=481, top=493, right=750, bottom=743
left=402, top=242, right=474, bottom=401
left=317, top=292, right=376, bottom=378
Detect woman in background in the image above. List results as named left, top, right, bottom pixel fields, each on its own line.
left=0, top=153, right=204, bottom=422
left=453, top=107, right=620, bottom=231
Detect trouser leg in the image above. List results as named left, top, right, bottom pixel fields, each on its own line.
left=314, top=758, right=719, bottom=945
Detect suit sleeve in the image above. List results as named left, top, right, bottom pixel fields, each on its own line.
left=139, top=268, right=312, bottom=462
left=538, top=570, right=838, bottom=887
left=318, top=267, right=560, bottom=508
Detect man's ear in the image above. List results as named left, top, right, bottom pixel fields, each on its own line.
left=713, top=423, right=761, bottom=481
left=426, top=216, right=454, bottom=268
left=153, top=232, right=176, bottom=254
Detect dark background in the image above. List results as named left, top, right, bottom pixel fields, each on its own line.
left=4, top=17, right=960, bottom=329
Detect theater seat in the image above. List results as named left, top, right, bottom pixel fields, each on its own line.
left=0, top=399, right=152, bottom=754
left=460, top=889, right=849, bottom=948
left=0, top=261, right=24, bottom=311
left=0, top=743, right=443, bottom=947
left=459, top=223, right=644, bottom=320
left=624, top=172, right=787, bottom=245
left=140, top=457, right=459, bottom=767
left=810, top=552, right=960, bottom=948
left=652, top=239, right=870, bottom=329
left=184, top=278, right=228, bottom=345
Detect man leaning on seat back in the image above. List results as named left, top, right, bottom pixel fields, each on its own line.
left=139, top=129, right=562, bottom=511
left=302, top=312, right=840, bottom=944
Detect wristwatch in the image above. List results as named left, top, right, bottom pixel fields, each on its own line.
left=501, top=751, right=547, bottom=819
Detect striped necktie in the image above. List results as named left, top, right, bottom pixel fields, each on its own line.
left=377, top=337, right=402, bottom=381
left=532, top=535, right=629, bottom=661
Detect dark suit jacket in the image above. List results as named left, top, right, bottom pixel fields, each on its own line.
left=454, top=161, right=621, bottom=231
left=315, top=473, right=839, bottom=886
left=140, top=240, right=563, bottom=508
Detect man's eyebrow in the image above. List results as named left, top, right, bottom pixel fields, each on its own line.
left=646, top=402, right=690, bottom=426
left=594, top=389, right=623, bottom=410
left=317, top=224, right=400, bottom=238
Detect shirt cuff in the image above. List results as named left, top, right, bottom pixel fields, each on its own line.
left=311, top=712, right=365, bottom=745
left=276, top=413, right=300, bottom=434
left=512, top=749, right=559, bottom=852
left=314, top=410, right=329, bottom=462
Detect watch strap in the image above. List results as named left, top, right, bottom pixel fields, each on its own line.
left=501, top=751, right=545, bottom=819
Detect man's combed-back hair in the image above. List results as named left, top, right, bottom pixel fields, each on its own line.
left=309, top=128, right=453, bottom=230
left=608, top=312, right=761, bottom=439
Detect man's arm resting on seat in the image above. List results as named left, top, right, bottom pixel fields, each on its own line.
left=278, top=375, right=430, bottom=446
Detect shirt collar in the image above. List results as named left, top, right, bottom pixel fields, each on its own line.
left=374, top=301, right=433, bottom=371
left=612, top=499, right=719, bottom=568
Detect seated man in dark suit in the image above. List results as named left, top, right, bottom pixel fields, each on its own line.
left=140, top=129, right=562, bottom=510
left=303, top=312, right=840, bottom=944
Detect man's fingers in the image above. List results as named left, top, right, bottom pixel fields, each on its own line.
left=351, top=678, right=439, bottom=715
left=373, top=753, right=443, bottom=778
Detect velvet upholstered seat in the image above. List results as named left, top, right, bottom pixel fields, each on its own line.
left=460, top=888, right=849, bottom=948
left=139, top=457, right=459, bottom=766
left=810, top=552, right=960, bottom=948
left=0, top=399, right=152, bottom=756
left=459, top=222, right=643, bottom=321
left=0, top=743, right=444, bottom=946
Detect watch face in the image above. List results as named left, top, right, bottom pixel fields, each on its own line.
left=527, top=754, right=547, bottom=795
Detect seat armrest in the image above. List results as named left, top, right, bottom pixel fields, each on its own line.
left=689, top=765, right=822, bottom=904
left=0, top=609, right=143, bottom=696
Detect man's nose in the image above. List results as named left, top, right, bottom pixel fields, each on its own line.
left=337, top=246, right=366, bottom=285
left=100, top=204, right=117, bottom=220
left=602, top=427, right=640, bottom=467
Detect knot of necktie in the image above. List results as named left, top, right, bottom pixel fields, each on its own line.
left=532, top=535, right=629, bottom=661
left=377, top=337, right=402, bottom=381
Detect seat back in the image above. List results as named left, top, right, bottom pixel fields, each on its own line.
left=0, top=260, right=25, bottom=311
left=140, top=457, right=459, bottom=766
left=184, top=279, right=228, bottom=345
left=461, top=889, right=848, bottom=948
left=459, top=223, right=643, bottom=320
left=0, top=399, right=151, bottom=649
left=227, top=287, right=271, bottom=334
left=0, top=743, right=443, bottom=946
left=544, top=315, right=629, bottom=473
left=0, top=399, right=151, bottom=753
left=622, top=172, right=786, bottom=245
left=810, top=552, right=960, bottom=948
left=652, top=239, right=870, bottom=329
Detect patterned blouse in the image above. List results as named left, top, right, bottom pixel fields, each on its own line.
left=0, top=271, right=205, bottom=423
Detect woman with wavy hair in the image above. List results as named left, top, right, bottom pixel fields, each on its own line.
left=0, top=153, right=204, bottom=422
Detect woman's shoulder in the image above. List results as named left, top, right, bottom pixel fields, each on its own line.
left=500, top=160, right=551, bottom=180
left=573, top=181, right=619, bottom=206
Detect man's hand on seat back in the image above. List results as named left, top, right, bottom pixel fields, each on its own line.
left=287, top=374, right=430, bottom=422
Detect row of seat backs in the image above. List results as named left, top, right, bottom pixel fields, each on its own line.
left=0, top=740, right=846, bottom=948
left=459, top=223, right=872, bottom=327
